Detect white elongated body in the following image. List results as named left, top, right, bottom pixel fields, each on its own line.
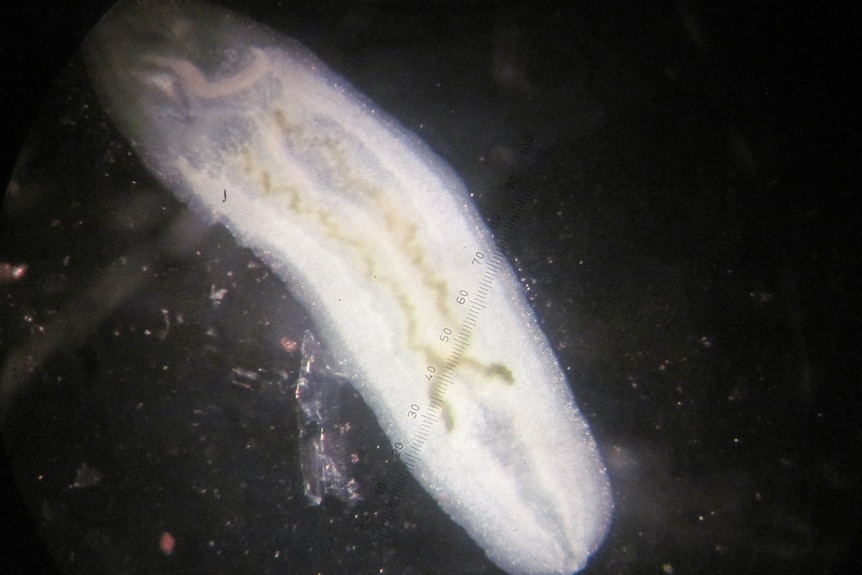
left=84, top=2, right=612, bottom=573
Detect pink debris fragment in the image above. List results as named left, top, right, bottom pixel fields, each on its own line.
left=159, top=531, right=176, bottom=556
